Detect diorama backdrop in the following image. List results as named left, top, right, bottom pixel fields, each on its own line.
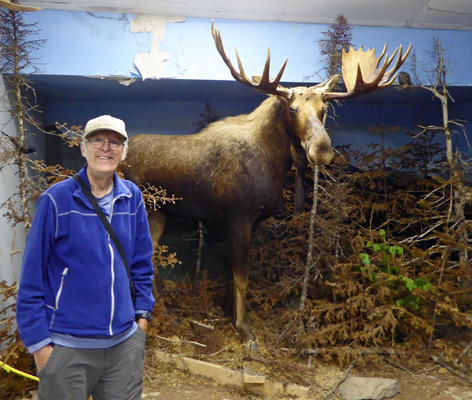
left=1, top=9, right=471, bottom=289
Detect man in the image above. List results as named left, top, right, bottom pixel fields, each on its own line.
left=17, top=115, right=155, bottom=400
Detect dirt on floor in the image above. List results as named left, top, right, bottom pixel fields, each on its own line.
left=142, top=349, right=472, bottom=400
left=16, top=320, right=472, bottom=400
left=19, top=355, right=472, bottom=400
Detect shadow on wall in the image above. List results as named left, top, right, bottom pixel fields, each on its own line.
left=45, top=125, right=84, bottom=171
left=157, top=216, right=232, bottom=285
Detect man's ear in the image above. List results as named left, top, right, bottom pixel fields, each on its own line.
left=80, top=142, right=86, bottom=157
left=121, top=146, right=128, bottom=162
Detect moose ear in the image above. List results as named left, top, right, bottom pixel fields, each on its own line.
left=310, top=75, right=341, bottom=94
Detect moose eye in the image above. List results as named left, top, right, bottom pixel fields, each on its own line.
left=289, top=106, right=297, bottom=115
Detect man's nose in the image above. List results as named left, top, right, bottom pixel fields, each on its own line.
left=101, top=139, right=112, bottom=150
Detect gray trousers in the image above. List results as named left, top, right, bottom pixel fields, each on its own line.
left=37, top=327, right=146, bottom=400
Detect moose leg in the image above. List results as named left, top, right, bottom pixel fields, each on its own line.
left=148, top=211, right=167, bottom=299
left=228, top=220, right=255, bottom=344
left=290, top=145, right=308, bottom=212
left=148, top=210, right=167, bottom=246
left=294, top=167, right=307, bottom=212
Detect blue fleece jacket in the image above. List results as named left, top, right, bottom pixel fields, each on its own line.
left=17, top=166, right=155, bottom=349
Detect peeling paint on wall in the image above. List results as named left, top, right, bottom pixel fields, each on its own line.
left=176, top=34, right=189, bottom=75
left=86, top=75, right=137, bottom=86
left=130, top=15, right=185, bottom=80
left=118, top=78, right=136, bottom=86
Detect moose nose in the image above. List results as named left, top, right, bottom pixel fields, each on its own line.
left=307, top=135, right=334, bottom=165
left=318, top=146, right=334, bottom=165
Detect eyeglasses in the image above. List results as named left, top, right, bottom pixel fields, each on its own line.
left=86, top=137, right=124, bottom=151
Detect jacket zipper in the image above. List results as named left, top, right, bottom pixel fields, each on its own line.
left=55, top=267, right=69, bottom=309
left=108, top=236, right=115, bottom=336
left=49, top=267, right=68, bottom=329
left=107, top=198, right=118, bottom=336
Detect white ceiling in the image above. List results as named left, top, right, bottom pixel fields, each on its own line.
left=19, top=0, right=472, bottom=31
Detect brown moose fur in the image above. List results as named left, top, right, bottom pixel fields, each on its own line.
left=122, top=89, right=335, bottom=343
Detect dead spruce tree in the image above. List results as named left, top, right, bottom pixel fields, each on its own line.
left=407, top=38, right=470, bottom=268
left=317, top=14, right=353, bottom=80
left=0, top=2, right=45, bottom=397
left=193, top=102, right=220, bottom=280
left=396, top=38, right=472, bottom=355
left=300, top=15, right=353, bottom=311
left=194, top=101, right=219, bottom=132
left=0, top=3, right=45, bottom=232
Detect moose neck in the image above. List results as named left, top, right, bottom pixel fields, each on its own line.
left=252, top=96, right=292, bottom=146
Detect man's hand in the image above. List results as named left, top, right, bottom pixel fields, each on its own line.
left=33, top=345, right=54, bottom=372
left=137, top=318, right=149, bottom=334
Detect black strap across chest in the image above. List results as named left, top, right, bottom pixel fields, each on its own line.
left=73, top=174, right=136, bottom=305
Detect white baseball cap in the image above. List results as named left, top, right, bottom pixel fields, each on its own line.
left=83, top=115, right=128, bottom=140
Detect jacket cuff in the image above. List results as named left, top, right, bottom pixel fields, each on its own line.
left=28, top=337, right=52, bottom=354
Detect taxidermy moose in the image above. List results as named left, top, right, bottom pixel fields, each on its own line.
left=122, top=22, right=411, bottom=344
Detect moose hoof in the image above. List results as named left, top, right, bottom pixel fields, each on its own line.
left=244, top=340, right=258, bottom=350
left=237, top=323, right=256, bottom=344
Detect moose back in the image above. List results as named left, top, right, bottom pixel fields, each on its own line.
left=121, top=23, right=410, bottom=343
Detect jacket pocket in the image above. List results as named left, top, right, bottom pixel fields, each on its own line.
left=48, top=267, right=68, bottom=329
left=37, top=345, right=57, bottom=378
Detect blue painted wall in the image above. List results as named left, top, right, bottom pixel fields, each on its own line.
left=24, top=10, right=472, bottom=85
left=17, top=9, right=470, bottom=163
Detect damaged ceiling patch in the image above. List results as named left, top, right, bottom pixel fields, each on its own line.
left=130, top=15, right=185, bottom=80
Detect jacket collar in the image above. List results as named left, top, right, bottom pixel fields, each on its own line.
left=73, top=165, right=132, bottom=210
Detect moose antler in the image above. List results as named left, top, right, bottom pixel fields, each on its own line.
left=211, top=21, right=293, bottom=100
left=324, top=43, right=412, bottom=101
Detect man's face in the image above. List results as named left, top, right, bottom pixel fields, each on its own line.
left=81, top=130, right=127, bottom=176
